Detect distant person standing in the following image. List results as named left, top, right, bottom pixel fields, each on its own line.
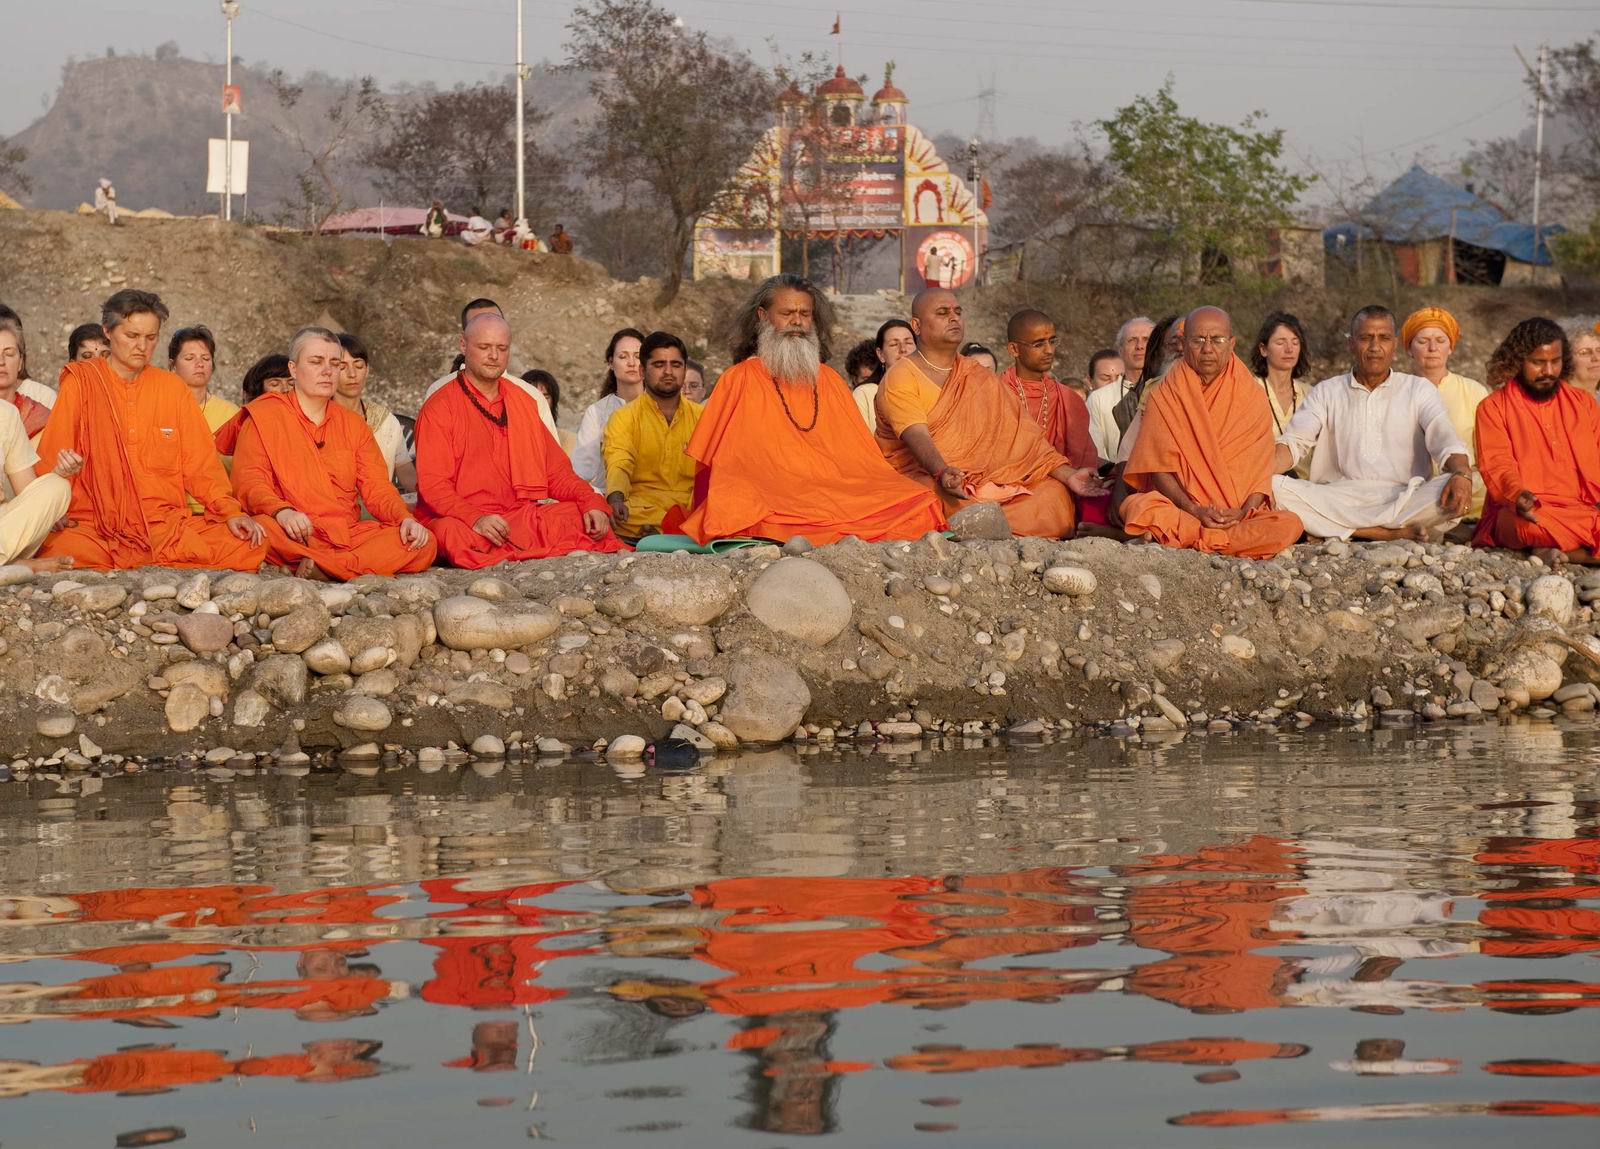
left=549, top=224, right=573, bottom=255
left=94, top=178, right=118, bottom=226
left=923, top=246, right=948, bottom=290
left=424, top=199, right=447, bottom=239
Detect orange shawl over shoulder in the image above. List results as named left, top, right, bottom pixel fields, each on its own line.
left=1124, top=355, right=1275, bottom=507
left=54, top=357, right=150, bottom=553
left=877, top=356, right=1069, bottom=501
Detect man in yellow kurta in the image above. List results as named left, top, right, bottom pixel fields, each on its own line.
left=1404, top=306, right=1489, bottom=518
left=603, top=331, right=702, bottom=541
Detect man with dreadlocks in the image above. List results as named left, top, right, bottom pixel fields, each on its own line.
left=677, top=274, right=945, bottom=546
left=1472, top=318, right=1600, bottom=564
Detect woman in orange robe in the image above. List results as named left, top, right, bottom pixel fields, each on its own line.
left=34, top=290, right=266, bottom=570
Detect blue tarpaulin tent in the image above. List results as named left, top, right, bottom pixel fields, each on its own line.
left=1324, top=165, right=1560, bottom=268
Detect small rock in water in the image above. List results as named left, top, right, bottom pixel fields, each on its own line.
left=471, top=734, right=506, bottom=757
left=607, top=734, right=647, bottom=758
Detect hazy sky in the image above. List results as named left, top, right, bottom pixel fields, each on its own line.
left=6, top=0, right=1597, bottom=196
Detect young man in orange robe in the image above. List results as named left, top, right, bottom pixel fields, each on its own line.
left=1001, top=308, right=1109, bottom=526
left=1472, top=318, right=1600, bottom=566
left=677, top=274, right=945, bottom=546
left=34, top=290, right=267, bottom=570
left=877, top=289, right=1107, bottom=538
left=231, top=326, right=436, bottom=580
left=416, top=312, right=624, bottom=567
left=1119, top=306, right=1304, bottom=559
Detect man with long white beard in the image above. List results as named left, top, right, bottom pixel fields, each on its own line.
left=677, top=274, right=945, bottom=546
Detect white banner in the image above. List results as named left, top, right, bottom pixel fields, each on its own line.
left=206, top=138, right=250, bottom=196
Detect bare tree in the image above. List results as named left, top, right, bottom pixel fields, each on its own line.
left=0, top=136, right=29, bottom=198
left=565, top=0, right=776, bottom=305
left=265, top=70, right=385, bottom=233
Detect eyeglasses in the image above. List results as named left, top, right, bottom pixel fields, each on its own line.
left=1187, top=335, right=1232, bottom=349
left=1022, top=336, right=1060, bottom=350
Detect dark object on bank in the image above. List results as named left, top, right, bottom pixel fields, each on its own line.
left=644, top=739, right=700, bottom=769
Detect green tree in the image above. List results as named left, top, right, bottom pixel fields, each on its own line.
left=1098, top=79, right=1310, bottom=283
left=565, top=0, right=776, bottom=304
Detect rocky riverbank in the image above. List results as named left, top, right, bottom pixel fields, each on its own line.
left=5, top=524, right=1600, bottom=778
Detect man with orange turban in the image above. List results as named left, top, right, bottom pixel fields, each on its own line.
left=1403, top=305, right=1489, bottom=518
left=877, top=290, right=1107, bottom=538
left=1119, top=307, right=1302, bottom=557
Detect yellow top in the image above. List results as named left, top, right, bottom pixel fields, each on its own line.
left=1435, top=370, right=1489, bottom=517
left=1257, top=375, right=1311, bottom=479
left=190, top=392, right=241, bottom=513
left=878, top=363, right=942, bottom=436
left=601, top=393, right=703, bottom=536
left=852, top=382, right=879, bottom=430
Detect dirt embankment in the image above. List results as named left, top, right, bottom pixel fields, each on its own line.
left=2, top=533, right=1598, bottom=775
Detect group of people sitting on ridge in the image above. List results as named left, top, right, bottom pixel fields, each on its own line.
left=0, top=274, right=1596, bottom=584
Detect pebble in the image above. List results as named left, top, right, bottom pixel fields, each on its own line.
left=1220, top=635, right=1256, bottom=660
left=536, top=737, right=570, bottom=755
left=333, top=695, right=392, bottom=732
left=1042, top=566, right=1097, bottom=596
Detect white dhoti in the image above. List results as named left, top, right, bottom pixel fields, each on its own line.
left=1271, top=474, right=1458, bottom=541
left=0, top=474, right=71, bottom=564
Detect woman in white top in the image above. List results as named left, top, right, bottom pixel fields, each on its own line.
left=334, top=332, right=412, bottom=490
left=1250, top=310, right=1312, bottom=478
left=1568, top=325, right=1600, bottom=400
left=571, top=327, right=644, bottom=491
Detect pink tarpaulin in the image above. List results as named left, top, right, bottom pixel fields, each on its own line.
left=316, top=206, right=469, bottom=237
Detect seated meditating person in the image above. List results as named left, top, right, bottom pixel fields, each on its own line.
left=1001, top=308, right=1109, bottom=526
left=68, top=322, right=109, bottom=365
left=214, top=353, right=292, bottom=457
left=676, top=275, right=946, bottom=546
left=415, top=312, right=624, bottom=567
left=0, top=303, right=59, bottom=412
left=1270, top=306, right=1472, bottom=542
left=1403, top=306, right=1490, bottom=519
left=522, top=369, right=577, bottom=454
left=1472, top=318, right=1600, bottom=565
left=230, top=327, right=435, bottom=580
left=571, top=327, right=645, bottom=491
left=602, top=330, right=702, bottom=541
left=170, top=325, right=238, bottom=434
left=0, top=394, right=80, bottom=572
left=877, top=289, right=1107, bottom=539
left=1119, top=307, right=1303, bottom=558
left=336, top=332, right=413, bottom=491
left=0, top=320, right=49, bottom=440
left=34, top=289, right=267, bottom=571
left=419, top=298, right=559, bottom=437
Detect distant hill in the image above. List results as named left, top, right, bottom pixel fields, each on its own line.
left=8, top=53, right=595, bottom=219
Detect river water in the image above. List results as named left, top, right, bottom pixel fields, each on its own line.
left=0, top=726, right=1595, bottom=1147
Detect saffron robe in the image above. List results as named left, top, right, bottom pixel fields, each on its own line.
left=1121, top=356, right=1303, bottom=559
left=1000, top=364, right=1108, bottom=525
left=878, top=355, right=1076, bottom=538
left=1472, top=379, right=1600, bottom=553
left=678, top=358, right=945, bottom=546
left=34, top=358, right=267, bottom=570
left=415, top=376, right=624, bottom=567
left=231, top=393, right=436, bottom=580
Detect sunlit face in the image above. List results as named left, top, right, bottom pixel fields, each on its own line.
left=1407, top=326, right=1453, bottom=375
left=75, top=338, right=109, bottom=362
left=1183, top=310, right=1234, bottom=381
left=290, top=337, right=342, bottom=401
left=1349, top=315, right=1397, bottom=377
left=1119, top=321, right=1153, bottom=373
left=171, top=339, right=213, bottom=391
left=1260, top=324, right=1302, bottom=375
left=0, top=329, right=20, bottom=393
left=643, top=345, right=685, bottom=399
left=912, top=291, right=963, bottom=347
left=609, top=336, right=642, bottom=387
left=1090, top=355, right=1125, bottom=390
left=336, top=354, right=367, bottom=400
left=760, top=288, right=814, bottom=338
left=107, top=311, right=162, bottom=377
left=461, top=317, right=511, bottom=384
left=1008, top=321, right=1058, bottom=377
left=682, top=367, right=707, bottom=402
left=262, top=374, right=294, bottom=395
left=1569, top=333, right=1600, bottom=388
left=877, top=325, right=915, bottom=368
left=1518, top=340, right=1566, bottom=399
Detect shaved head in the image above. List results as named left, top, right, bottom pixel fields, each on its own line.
left=1185, top=305, right=1231, bottom=335
left=910, top=289, right=963, bottom=354
left=1182, top=306, right=1235, bottom=383
left=911, top=288, right=956, bottom=322
left=464, top=312, right=511, bottom=341
left=1006, top=309, right=1052, bottom=343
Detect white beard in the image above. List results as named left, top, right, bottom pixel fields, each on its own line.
left=757, top=324, right=822, bottom=384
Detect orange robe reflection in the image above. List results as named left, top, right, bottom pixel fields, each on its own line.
left=419, top=875, right=591, bottom=1009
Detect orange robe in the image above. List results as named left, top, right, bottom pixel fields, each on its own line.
left=878, top=355, right=1076, bottom=538
left=213, top=408, right=246, bottom=456
left=231, top=392, right=436, bottom=580
left=999, top=365, right=1109, bottom=525
left=416, top=376, right=624, bottom=568
left=678, top=358, right=945, bottom=546
left=34, top=358, right=267, bottom=570
left=1472, top=379, right=1600, bottom=552
left=1119, top=356, right=1303, bottom=559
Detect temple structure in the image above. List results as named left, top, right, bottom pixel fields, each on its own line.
left=693, top=64, right=989, bottom=291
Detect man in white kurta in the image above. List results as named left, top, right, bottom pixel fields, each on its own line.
left=1271, top=307, right=1473, bottom=541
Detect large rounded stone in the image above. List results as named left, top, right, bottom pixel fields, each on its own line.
left=333, top=694, right=393, bottom=732
left=303, top=638, right=351, bottom=675
left=57, top=584, right=127, bottom=613
left=948, top=502, right=1012, bottom=541
left=336, top=617, right=399, bottom=659
left=232, top=689, right=270, bottom=728
left=258, top=578, right=324, bottom=617
left=165, top=660, right=229, bottom=699
left=1042, top=566, right=1097, bottom=596
left=1499, top=649, right=1563, bottom=701
left=270, top=603, right=332, bottom=653
left=631, top=567, right=736, bottom=626
left=1525, top=575, right=1576, bottom=626
left=250, top=655, right=309, bottom=709
left=746, top=558, right=852, bottom=647
left=211, top=573, right=261, bottom=617
left=718, top=651, right=810, bottom=743
left=165, top=683, right=211, bottom=733
left=433, top=596, right=559, bottom=651
left=176, top=612, right=234, bottom=654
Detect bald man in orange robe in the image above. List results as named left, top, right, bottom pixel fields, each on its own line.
left=1120, top=307, right=1303, bottom=559
left=232, top=327, right=435, bottom=580
left=878, top=290, right=1107, bottom=538
left=34, top=289, right=266, bottom=570
left=678, top=275, right=945, bottom=546
left=1472, top=318, right=1600, bottom=565
left=417, top=313, right=625, bottom=567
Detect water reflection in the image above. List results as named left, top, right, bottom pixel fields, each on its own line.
left=0, top=728, right=1594, bottom=1145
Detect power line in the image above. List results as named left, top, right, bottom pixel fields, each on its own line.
left=250, top=7, right=509, bottom=67
left=1228, top=0, right=1593, bottom=9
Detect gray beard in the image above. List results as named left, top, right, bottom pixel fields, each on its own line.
left=757, top=324, right=821, bottom=384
